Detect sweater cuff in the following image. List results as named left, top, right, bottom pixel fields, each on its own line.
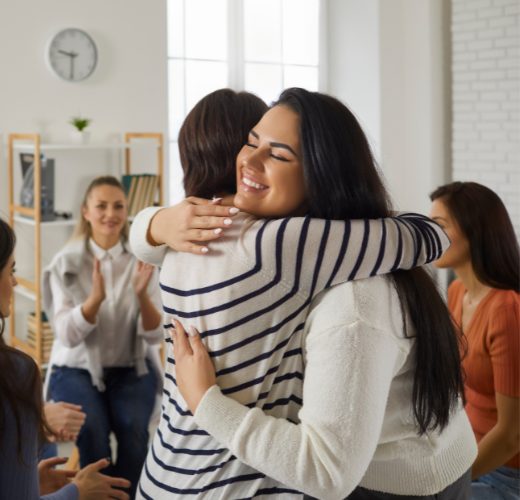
left=129, top=206, right=168, bottom=266
left=41, top=482, right=79, bottom=500
left=72, top=304, right=97, bottom=332
left=194, top=385, right=250, bottom=448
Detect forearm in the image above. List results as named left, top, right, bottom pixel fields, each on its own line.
left=471, top=425, right=520, bottom=479
left=80, top=295, right=102, bottom=325
left=138, top=292, right=162, bottom=332
left=129, top=206, right=168, bottom=265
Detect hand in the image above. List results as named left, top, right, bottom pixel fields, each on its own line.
left=91, top=258, right=106, bottom=304
left=171, top=319, right=216, bottom=414
left=148, top=197, right=240, bottom=255
left=133, top=260, right=154, bottom=299
left=38, top=457, right=77, bottom=495
left=44, top=402, right=86, bottom=442
left=73, top=458, right=131, bottom=500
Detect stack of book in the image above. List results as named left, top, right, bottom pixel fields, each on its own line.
left=122, top=174, right=159, bottom=216
left=27, top=312, right=54, bottom=363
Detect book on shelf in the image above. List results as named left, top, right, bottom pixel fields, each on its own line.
left=27, top=312, right=54, bottom=363
left=122, top=174, right=158, bottom=217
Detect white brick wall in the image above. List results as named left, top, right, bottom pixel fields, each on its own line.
left=451, top=0, right=519, bottom=238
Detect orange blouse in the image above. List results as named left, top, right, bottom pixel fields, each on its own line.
left=448, top=279, right=520, bottom=469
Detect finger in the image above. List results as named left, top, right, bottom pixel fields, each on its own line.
left=211, top=198, right=222, bottom=205
left=136, top=260, right=143, bottom=272
left=87, top=458, right=111, bottom=471
left=68, top=411, right=87, bottom=422
left=189, top=215, right=236, bottom=230
left=173, top=319, right=192, bottom=356
left=65, top=470, right=78, bottom=478
left=94, top=258, right=101, bottom=274
left=42, top=456, right=68, bottom=467
left=182, top=242, right=209, bottom=255
left=187, top=326, right=205, bottom=353
left=107, top=477, right=132, bottom=488
left=186, top=229, right=224, bottom=242
left=47, top=434, right=57, bottom=442
left=59, top=402, right=83, bottom=411
left=194, top=205, right=239, bottom=218
left=107, top=487, right=131, bottom=500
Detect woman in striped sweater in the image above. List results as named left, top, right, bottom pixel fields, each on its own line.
left=131, top=89, right=475, bottom=499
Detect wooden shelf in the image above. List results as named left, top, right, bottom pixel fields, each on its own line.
left=8, top=132, right=163, bottom=369
left=14, top=215, right=77, bottom=227
left=12, top=142, right=160, bottom=151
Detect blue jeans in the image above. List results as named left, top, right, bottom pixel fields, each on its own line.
left=472, top=466, right=520, bottom=500
left=49, top=360, right=157, bottom=500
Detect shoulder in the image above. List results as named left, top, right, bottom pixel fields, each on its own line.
left=48, top=239, right=88, bottom=270
left=486, top=288, right=519, bottom=322
left=0, top=349, right=38, bottom=393
left=305, top=275, right=406, bottom=341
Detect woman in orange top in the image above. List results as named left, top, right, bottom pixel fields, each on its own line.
left=430, top=181, right=519, bottom=500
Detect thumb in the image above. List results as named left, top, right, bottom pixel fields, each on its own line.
left=94, top=258, right=100, bottom=273
left=41, top=456, right=68, bottom=468
left=188, top=326, right=205, bottom=351
left=88, top=458, right=111, bottom=472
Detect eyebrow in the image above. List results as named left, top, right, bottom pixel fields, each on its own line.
left=250, top=130, right=298, bottom=157
left=11, top=261, right=16, bottom=268
left=432, top=216, right=448, bottom=222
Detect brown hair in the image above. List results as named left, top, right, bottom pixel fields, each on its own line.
left=430, top=181, right=519, bottom=292
left=0, top=219, right=55, bottom=465
left=179, top=89, right=267, bottom=198
left=70, top=175, right=130, bottom=243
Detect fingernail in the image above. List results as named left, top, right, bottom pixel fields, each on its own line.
left=201, top=247, right=209, bottom=253
left=229, top=207, right=239, bottom=214
left=212, top=197, right=223, bottom=202
left=224, top=219, right=232, bottom=226
left=106, top=457, right=111, bottom=461
left=214, top=228, right=222, bottom=235
left=189, top=326, right=198, bottom=337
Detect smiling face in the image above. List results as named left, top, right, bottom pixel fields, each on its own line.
left=234, top=105, right=308, bottom=218
left=429, top=198, right=471, bottom=270
left=82, top=184, right=127, bottom=241
left=0, top=253, right=17, bottom=319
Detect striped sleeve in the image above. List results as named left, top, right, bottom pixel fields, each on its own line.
left=252, top=212, right=450, bottom=300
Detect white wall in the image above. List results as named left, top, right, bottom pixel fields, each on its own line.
left=451, top=0, right=519, bottom=237
left=0, top=0, right=169, bottom=220
left=327, top=0, right=451, bottom=216
left=0, top=0, right=168, bottom=342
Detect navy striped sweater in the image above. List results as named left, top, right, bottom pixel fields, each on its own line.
left=130, top=209, right=449, bottom=500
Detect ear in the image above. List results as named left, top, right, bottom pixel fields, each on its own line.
left=81, top=204, right=90, bottom=223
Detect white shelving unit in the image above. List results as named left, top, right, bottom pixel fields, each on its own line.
left=8, top=132, right=164, bottom=367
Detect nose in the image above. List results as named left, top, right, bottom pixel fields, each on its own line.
left=242, top=147, right=265, bottom=173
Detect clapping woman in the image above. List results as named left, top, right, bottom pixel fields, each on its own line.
left=42, top=176, right=164, bottom=500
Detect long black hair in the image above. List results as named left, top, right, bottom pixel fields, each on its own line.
left=274, top=88, right=466, bottom=434
left=431, top=182, right=519, bottom=293
left=0, top=219, right=54, bottom=465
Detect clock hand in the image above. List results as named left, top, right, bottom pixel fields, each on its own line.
left=58, top=49, right=74, bottom=57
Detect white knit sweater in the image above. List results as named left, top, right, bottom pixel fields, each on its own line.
left=130, top=208, right=463, bottom=499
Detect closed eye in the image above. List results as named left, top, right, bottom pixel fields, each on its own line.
left=271, top=154, right=289, bottom=162
left=246, top=143, right=258, bottom=149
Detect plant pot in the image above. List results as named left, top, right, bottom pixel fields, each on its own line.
left=70, top=130, right=91, bottom=144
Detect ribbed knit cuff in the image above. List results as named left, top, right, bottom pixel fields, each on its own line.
left=194, top=385, right=250, bottom=448
left=129, top=206, right=167, bottom=265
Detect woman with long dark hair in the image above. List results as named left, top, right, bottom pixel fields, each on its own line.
left=0, top=218, right=131, bottom=499
left=430, top=182, right=519, bottom=500
left=129, top=88, right=470, bottom=499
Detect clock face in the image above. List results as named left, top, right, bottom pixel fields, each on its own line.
left=45, top=28, right=98, bottom=82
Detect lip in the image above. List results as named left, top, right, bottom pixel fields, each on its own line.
left=103, top=221, right=120, bottom=227
left=239, top=171, right=270, bottom=194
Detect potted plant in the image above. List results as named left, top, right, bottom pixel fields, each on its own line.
left=69, top=116, right=92, bottom=144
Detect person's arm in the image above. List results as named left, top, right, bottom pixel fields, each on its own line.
left=50, top=275, right=97, bottom=349
left=471, top=392, right=520, bottom=479
left=471, top=301, right=520, bottom=479
left=173, top=319, right=403, bottom=500
left=134, top=262, right=163, bottom=343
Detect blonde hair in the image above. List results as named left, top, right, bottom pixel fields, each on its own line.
left=70, top=176, right=130, bottom=243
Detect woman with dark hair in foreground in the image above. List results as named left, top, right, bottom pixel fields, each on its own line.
left=131, top=88, right=474, bottom=499
left=430, top=182, right=519, bottom=500
left=0, top=218, right=131, bottom=499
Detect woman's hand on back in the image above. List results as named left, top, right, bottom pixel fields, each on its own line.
left=148, top=197, right=240, bottom=255
left=73, top=458, right=131, bottom=500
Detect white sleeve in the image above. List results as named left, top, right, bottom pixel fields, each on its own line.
left=50, top=274, right=96, bottom=348
left=194, top=321, right=402, bottom=500
left=129, top=206, right=168, bottom=266
left=136, top=267, right=164, bottom=344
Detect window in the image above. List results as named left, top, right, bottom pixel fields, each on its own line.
left=167, top=0, right=323, bottom=204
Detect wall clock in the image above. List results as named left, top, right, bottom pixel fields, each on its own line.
left=45, top=28, right=98, bottom=82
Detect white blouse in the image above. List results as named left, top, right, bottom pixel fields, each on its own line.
left=49, top=238, right=163, bottom=369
